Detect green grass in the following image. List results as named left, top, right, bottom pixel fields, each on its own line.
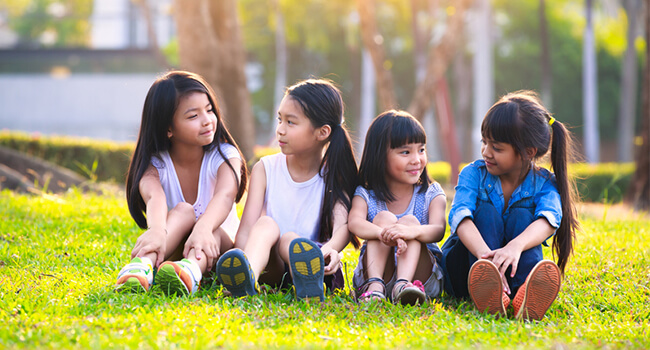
left=1, top=190, right=649, bottom=349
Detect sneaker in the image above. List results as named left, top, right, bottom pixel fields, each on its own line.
left=512, top=260, right=561, bottom=321
left=468, top=259, right=510, bottom=317
left=216, top=249, right=258, bottom=297
left=156, top=259, right=202, bottom=297
left=289, top=238, right=325, bottom=302
left=115, top=257, right=154, bottom=293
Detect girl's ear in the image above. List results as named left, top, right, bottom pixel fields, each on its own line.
left=524, top=147, right=537, bottom=160
left=316, top=124, right=332, bottom=141
left=167, top=128, right=173, bottom=139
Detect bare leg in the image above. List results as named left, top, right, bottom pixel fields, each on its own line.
left=141, top=202, right=195, bottom=267
left=394, top=215, right=434, bottom=283
left=184, top=228, right=234, bottom=274
left=363, top=211, right=398, bottom=293
left=243, top=216, right=282, bottom=282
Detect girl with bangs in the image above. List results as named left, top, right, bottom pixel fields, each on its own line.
left=349, top=110, right=447, bottom=305
left=116, top=71, right=248, bottom=297
left=442, top=91, right=579, bottom=320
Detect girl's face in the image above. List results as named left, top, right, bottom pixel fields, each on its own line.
left=276, top=96, right=326, bottom=155
left=168, top=92, right=217, bottom=147
left=385, top=142, right=427, bottom=187
left=481, top=138, right=524, bottom=179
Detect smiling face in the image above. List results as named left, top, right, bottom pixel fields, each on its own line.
left=275, top=96, right=325, bottom=155
left=385, top=142, right=427, bottom=187
left=167, top=92, right=217, bottom=147
left=481, top=137, right=524, bottom=179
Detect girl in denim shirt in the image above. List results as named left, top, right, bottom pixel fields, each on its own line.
left=442, top=91, right=579, bottom=320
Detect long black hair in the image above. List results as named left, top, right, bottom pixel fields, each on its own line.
left=285, top=79, right=359, bottom=248
left=358, top=110, right=432, bottom=202
left=481, top=90, right=579, bottom=274
left=126, top=70, right=248, bottom=228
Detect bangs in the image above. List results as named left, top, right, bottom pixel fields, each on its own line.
left=481, top=101, right=522, bottom=145
left=389, top=114, right=426, bottom=148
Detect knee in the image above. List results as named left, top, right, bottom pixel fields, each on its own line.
left=397, top=214, right=420, bottom=227
left=373, top=211, right=398, bottom=227
left=170, top=202, right=195, bottom=219
left=252, top=216, right=281, bottom=239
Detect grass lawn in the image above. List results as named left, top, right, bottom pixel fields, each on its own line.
left=1, top=189, right=649, bottom=349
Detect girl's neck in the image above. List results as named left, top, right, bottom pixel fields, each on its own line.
left=169, top=143, right=205, bottom=166
left=285, top=147, right=325, bottom=182
left=499, top=162, right=531, bottom=189
left=386, top=179, right=415, bottom=202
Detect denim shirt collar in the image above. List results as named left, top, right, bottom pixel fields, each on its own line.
left=482, top=161, right=537, bottom=214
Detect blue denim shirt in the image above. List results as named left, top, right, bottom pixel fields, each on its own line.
left=448, top=159, right=562, bottom=235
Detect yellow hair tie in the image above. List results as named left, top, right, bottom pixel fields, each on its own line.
left=548, top=116, right=555, bottom=126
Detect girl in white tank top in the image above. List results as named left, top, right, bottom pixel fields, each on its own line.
left=116, top=71, right=247, bottom=297
left=216, top=79, right=359, bottom=301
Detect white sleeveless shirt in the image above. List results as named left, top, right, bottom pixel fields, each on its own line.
left=151, top=143, right=241, bottom=239
left=261, top=153, right=325, bottom=241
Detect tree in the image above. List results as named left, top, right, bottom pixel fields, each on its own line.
left=358, top=0, right=472, bottom=184
left=618, top=0, right=641, bottom=162
left=172, top=0, right=255, bottom=160
left=539, top=0, right=553, bottom=109
left=625, top=0, right=649, bottom=211
left=583, top=0, right=600, bottom=163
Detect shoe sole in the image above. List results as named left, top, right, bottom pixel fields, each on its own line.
left=115, top=275, right=149, bottom=293
left=395, top=287, right=426, bottom=306
left=515, top=260, right=561, bottom=320
left=289, top=238, right=325, bottom=302
left=216, top=249, right=257, bottom=297
left=156, top=262, right=191, bottom=297
left=468, top=260, right=506, bottom=316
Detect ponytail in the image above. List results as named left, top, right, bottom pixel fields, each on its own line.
left=319, top=124, right=360, bottom=248
left=549, top=120, right=580, bottom=274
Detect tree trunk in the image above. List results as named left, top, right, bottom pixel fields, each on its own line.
left=408, top=0, right=474, bottom=120
left=133, top=0, right=171, bottom=70
left=173, top=0, right=255, bottom=161
left=358, top=0, right=398, bottom=110
left=359, top=49, right=376, bottom=156
left=583, top=0, right=600, bottom=163
left=618, top=0, right=640, bottom=162
left=539, top=0, right=553, bottom=109
left=270, top=0, right=287, bottom=145
left=625, top=0, right=650, bottom=211
left=469, top=0, right=492, bottom=160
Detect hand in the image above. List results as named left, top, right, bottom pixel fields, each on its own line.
left=379, top=224, right=414, bottom=246
left=321, top=245, right=342, bottom=276
left=131, top=227, right=167, bottom=268
left=395, top=238, right=408, bottom=257
left=481, top=243, right=523, bottom=295
left=183, top=228, right=219, bottom=270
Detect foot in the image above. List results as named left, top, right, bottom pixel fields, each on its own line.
left=289, top=238, right=325, bottom=302
left=392, top=279, right=426, bottom=306
left=156, top=259, right=202, bottom=297
left=216, top=249, right=258, bottom=297
left=357, top=277, right=386, bottom=303
left=513, top=260, right=561, bottom=321
left=115, top=257, right=154, bottom=293
left=468, top=259, right=510, bottom=317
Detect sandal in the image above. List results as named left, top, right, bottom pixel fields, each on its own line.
left=357, top=277, right=386, bottom=303
left=392, top=278, right=426, bottom=306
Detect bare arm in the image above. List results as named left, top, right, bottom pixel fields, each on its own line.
left=131, top=165, right=168, bottom=267
left=184, top=158, right=242, bottom=267
left=348, top=195, right=382, bottom=240
left=233, top=161, right=267, bottom=249
left=320, top=200, right=351, bottom=275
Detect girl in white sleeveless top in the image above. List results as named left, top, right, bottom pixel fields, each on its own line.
left=115, top=71, right=247, bottom=297
left=216, top=79, right=359, bottom=301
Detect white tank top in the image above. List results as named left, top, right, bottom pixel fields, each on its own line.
left=261, top=153, right=325, bottom=241
left=151, top=143, right=241, bottom=239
